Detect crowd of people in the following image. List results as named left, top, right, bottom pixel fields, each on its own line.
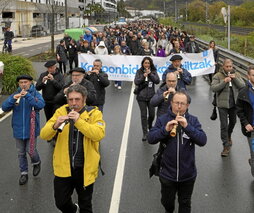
left=2, top=20, right=254, bottom=213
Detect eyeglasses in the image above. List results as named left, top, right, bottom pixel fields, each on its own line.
left=172, top=101, right=187, bottom=106
left=167, top=80, right=177, bottom=83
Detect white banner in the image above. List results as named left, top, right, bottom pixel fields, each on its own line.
left=78, top=50, right=215, bottom=81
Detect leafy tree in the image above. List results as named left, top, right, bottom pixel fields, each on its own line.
left=188, top=0, right=206, bottom=22
left=117, top=0, right=131, bottom=18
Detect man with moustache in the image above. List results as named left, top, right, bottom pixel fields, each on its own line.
left=40, top=84, right=105, bottom=213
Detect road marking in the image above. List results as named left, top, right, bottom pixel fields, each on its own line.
left=0, top=108, right=12, bottom=122
left=109, top=82, right=135, bottom=213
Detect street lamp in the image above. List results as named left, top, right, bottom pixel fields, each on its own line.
left=174, top=0, right=177, bottom=22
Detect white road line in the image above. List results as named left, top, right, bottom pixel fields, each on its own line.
left=109, top=82, right=135, bottom=213
left=0, top=108, right=12, bottom=122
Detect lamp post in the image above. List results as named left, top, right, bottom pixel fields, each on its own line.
left=174, top=0, right=177, bottom=22
left=65, top=0, right=68, bottom=29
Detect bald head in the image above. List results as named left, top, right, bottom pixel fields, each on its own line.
left=166, top=72, right=177, bottom=89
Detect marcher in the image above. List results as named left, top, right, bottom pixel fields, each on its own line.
left=56, top=40, right=68, bottom=74
left=54, top=67, right=96, bottom=109
left=134, top=56, right=160, bottom=141
left=36, top=60, right=64, bottom=121
left=86, top=59, right=110, bottom=112
left=112, top=45, right=123, bottom=89
left=3, top=27, right=14, bottom=53
left=236, top=65, right=254, bottom=177
left=150, top=72, right=178, bottom=118
left=147, top=90, right=207, bottom=213
left=211, top=59, right=245, bottom=157
left=185, top=35, right=200, bottom=53
left=67, top=39, right=78, bottom=70
left=94, top=41, right=108, bottom=55
left=2, top=75, right=45, bottom=185
left=208, top=40, right=219, bottom=83
left=40, top=84, right=105, bottom=213
left=162, top=55, right=192, bottom=90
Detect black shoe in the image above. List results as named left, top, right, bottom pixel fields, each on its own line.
left=33, top=162, right=41, bottom=176
left=19, top=174, right=28, bottom=185
left=142, top=134, right=147, bottom=141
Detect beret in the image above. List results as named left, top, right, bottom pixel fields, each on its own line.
left=44, top=60, right=57, bottom=68
left=170, top=55, right=183, bottom=61
left=16, top=74, right=33, bottom=82
left=69, top=67, right=86, bottom=74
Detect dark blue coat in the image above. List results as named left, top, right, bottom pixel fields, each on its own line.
left=147, top=108, right=207, bottom=182
left=2, top=84, right=45, bottom=139
left=150, top=84, right=174, bottom=117
left=162, top=64, right=192, bottom=90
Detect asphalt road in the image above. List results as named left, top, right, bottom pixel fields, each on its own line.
left=0, top=42, right=254, bottom=212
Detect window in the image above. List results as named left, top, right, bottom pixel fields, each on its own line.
left=2, top=12, right=14, bottom=19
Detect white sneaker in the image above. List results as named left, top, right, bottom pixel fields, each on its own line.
left=75, top=203, right=80, bottom=213
left=114, top=83, right=118, bottom=87
left=118, top=86, right=122, bottom=90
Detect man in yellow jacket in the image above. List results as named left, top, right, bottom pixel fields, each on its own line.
left=40, top=84, right=105, bottom=213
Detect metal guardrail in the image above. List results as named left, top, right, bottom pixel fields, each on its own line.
left=182, top=22, right=254, bottom=35
left=196, top=38, right=254, bottom=79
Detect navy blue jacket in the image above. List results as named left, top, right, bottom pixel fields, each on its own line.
left=147, top=108, right=207, bottom=182
left=2, top=84, right=45, bottom=139
left=162, top=64, right=192, bottom=90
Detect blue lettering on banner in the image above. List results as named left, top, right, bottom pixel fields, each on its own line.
left=80, top=62, right=93, bottom=71
left=202, top=50, right=208, bottom=57
left=81, top=58, right=213, bottom=74
left=182, top=59, right=212, bottom=71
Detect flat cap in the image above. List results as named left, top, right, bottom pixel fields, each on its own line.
left=44, top=60, right=57, bottom=68
left=69, top=67, right=86, bottom=74
left=16, top=74, right=33, bottom=82
left=170, top=55, right=183, bottom=61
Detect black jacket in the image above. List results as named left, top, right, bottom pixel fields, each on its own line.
left=134, top=68, right=160, bottom=101
left=150, top=84, right=175, bottom=117
left=36, top=68, right=64, bottom=103
left=236, top=84, right=253, bottom=137
left=86, top=70, right=110, bottom=105
left=54, top=78, right=97, bottom=108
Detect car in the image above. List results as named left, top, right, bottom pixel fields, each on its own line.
left=30, top=25, right=47, bottom=37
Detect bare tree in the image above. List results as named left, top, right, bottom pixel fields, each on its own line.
left=35, top=1, right=65, bottom=54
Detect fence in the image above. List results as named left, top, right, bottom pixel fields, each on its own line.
left=196, top=38, right=254, bottom=79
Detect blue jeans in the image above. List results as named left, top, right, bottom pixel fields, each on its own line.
left=15, top=138, right=41, bottom=175
left=114, top=81, right=122, bottom=86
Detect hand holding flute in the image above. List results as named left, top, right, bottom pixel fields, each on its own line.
left=164, top=87, right=176, bottom=101
left=14, top=89, right=27, bottom=105
left=165, top=112, right=188, bottom=137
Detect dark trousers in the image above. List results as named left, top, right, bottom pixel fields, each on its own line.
left=160, top=177, right=195, bottom=213
left=69, top=55, right=78, bottom=70
left=54, top=167, right=94, bottom=213
left=137, top=100, right=155, bottom=135
left=44, top=102, right=56, bottom=121
left=218, top=107, right=237, bottom=146
left=58, top=61, right=67, bottom=74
